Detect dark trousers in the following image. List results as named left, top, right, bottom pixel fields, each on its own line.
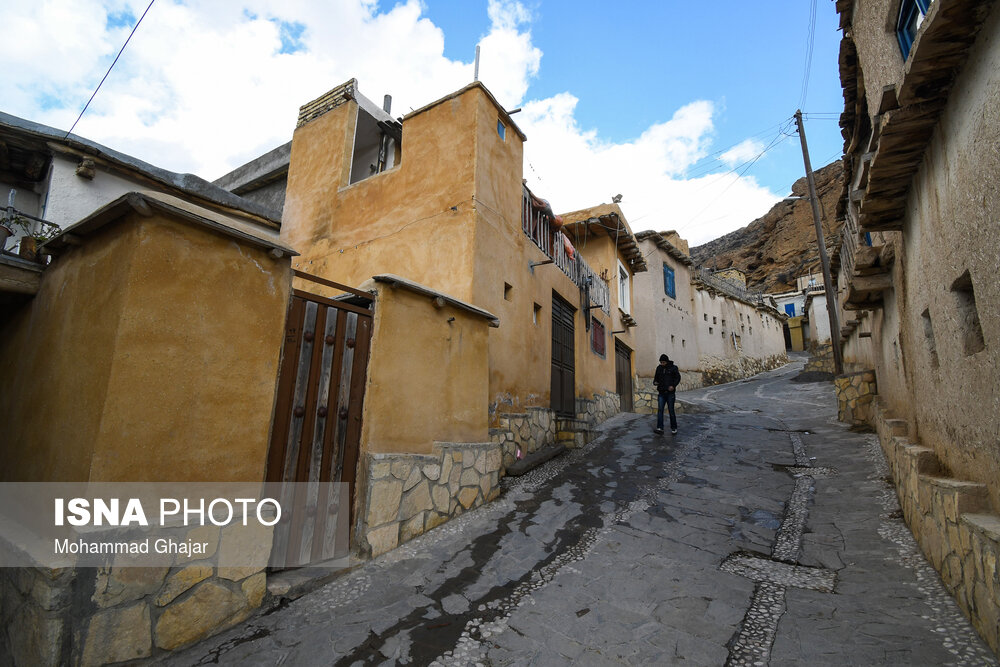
left=657, top=392, right=677, bottom=431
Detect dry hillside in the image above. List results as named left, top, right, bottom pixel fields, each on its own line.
left=690, top=161, right=845, bottom=293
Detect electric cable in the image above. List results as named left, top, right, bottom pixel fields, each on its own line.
left=65, top=0, right=157, bottom=138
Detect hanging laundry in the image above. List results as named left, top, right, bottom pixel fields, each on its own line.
left=562, top=233, right=576, bottom=260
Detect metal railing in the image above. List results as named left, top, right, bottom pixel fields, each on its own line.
left=522, top=187, right=610, bottom=315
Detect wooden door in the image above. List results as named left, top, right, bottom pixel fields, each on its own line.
left=615, top=339, right=634, bottom=412
left=550, top=294, right=576, bottom=417
left=266, top=276, right=373, bottom=568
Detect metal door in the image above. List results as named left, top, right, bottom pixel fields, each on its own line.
left=614, top=340, right=634, bottom=412
left=266, top=272, right=373, bottom=568
left=550, top=293, right=576, bottom=416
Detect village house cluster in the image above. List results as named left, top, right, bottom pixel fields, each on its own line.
left=0, top=76, right=788, bottom=662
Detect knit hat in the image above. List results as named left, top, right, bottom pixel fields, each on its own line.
left=659, top=354, right=669, bottom=362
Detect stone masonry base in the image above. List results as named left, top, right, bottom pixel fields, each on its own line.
left=871, top=398, right=1000, bottom=656
left=0, top=524, right=269, bottom=666
left=834, top=368, right=877, bottom=425
left=365, top=392, right=623, bottom=559
left=364, top=442, right=502, bottom=558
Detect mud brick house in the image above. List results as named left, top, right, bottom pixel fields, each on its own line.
left=832, top=0, right=1000, bottom=654
left=221, top=79, right=650, bottom=560
left=631, top=230, right=787, bottom=405
left=0, top=113, right=295, bottom=664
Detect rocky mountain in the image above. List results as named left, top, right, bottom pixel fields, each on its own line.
left=690, top=161, right=845, bottom=293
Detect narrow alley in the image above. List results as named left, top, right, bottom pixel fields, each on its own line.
left=164, top=359, right=997, bottom=666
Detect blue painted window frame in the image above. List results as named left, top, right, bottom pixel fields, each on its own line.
left=663, top=263, right=676, bottom=299
left=784, top=303, right=796, bottom=317
left=897, top=0, right=930, bottom=59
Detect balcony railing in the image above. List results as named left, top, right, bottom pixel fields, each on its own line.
left=522, top=186, right=610, bottom=315
left=696, top=268, right=765, bottom=305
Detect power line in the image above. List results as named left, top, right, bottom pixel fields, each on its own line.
left=65, top=0, right=157, bottom=138
left=798, top=0, right=818, bottom=110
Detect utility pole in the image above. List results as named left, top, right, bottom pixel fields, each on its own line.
left=794, top=110, right=843, bottom=375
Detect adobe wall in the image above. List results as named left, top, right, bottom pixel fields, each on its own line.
left=361, top=283, right=490, bottom=456
left=281, top=89, right=483, bottom=303
left=632, top=243, right=698, bottom=374
left=892, top=2, right=1000, bottom=512
left=0, top=211, right=290, bottom=483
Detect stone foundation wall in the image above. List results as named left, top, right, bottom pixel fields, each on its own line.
left=872, top=399, right=1000, bottom=656
left=363, top=442, right=502, bottom=558
left=804, top=343, right=835, bottom=374
left=634, top=355, right=788, bottom=414
left=0, top=524, right=269, bottom=666
left=491, top=408, right=557, bottom=470
left=834, top=369, right=877, bottom=425
left=576, top=390, right=620, bottom=430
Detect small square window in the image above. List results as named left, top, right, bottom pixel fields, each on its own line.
left=533, top=302, right=541, bottom=325
left=497, top=119, right=506, bottom=141
left=504, top=282, right=513, bottom=301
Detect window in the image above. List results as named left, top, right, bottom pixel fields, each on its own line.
left=663, top=263, right=676, bottom=299
left=921, top=308, right=939, bottom=368
left=709, top=327, right=714, bottom=334
left=618, top=261, right=631, bottom=314
left=785, top=303, right=796, bottom=316
left=533, top=302, right=541, bottom=325
left=704, top=314, right=708, bottom=321
left=897, top=0, right=930, bottom=59
left=591, top=317, right=606, bottom=357
left=497, top=119, right=506, bottom=141
left=712, top=316, right=717, bottom=324
left=504, top=282, right=513, bottom=301
left=951, top=270, right=985, bottom=356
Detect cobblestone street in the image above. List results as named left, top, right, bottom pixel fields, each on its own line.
left=163, top=359, right=998, bottom=666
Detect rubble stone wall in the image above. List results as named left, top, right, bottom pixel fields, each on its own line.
left=804, top=342, right=835, bottom=374
left=363, top=442, right=502, bottom=558
left=872, top=399, right=1000, bottom=656
left=0, top=523, right=270, bottom=666
left=835, top=369, right=877, bottom=425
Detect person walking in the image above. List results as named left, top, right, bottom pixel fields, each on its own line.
left=653, top=354, right=681, bottom=435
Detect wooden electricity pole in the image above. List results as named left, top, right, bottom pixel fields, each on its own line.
left=794, top=110, right=843, bottom=375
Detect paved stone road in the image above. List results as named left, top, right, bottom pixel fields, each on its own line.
left=163, top=359, right=998, bottom=666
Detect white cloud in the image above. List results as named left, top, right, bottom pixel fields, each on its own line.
left=519, top=96, right=780, bottom=246
left=720, top=138, right=766, bottom=167
left=0, top=0, right=780, bottom=245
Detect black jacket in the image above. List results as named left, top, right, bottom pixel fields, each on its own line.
left=654, top=362, right=681, bottom=394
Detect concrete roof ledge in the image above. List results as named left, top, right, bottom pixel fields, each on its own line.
left=371, top=274, right=500, bottom=327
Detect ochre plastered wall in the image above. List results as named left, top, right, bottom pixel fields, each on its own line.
left=360, top=285, right=490, bottom=455
left=0, top=212, right=291, bottom=482
left=284, top=82, right=631, bottom=427
left=0, top=223, right=137, bottom=481
left=282, top=90, right=480, bottom=303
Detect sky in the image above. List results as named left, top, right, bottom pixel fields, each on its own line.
left=0, top=0, right=845, bottom=246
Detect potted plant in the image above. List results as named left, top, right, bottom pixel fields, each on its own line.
left=9, top=215, right=59, bottom=263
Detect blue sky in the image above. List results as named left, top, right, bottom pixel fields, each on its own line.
left=0, top=0, right=846, bottom=245
left=423, top=0, right=845, bottom=196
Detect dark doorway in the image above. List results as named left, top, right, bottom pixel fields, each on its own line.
left=550, top=293, right=576, bottom=417
left=614, top=340, right=634, bottom=412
